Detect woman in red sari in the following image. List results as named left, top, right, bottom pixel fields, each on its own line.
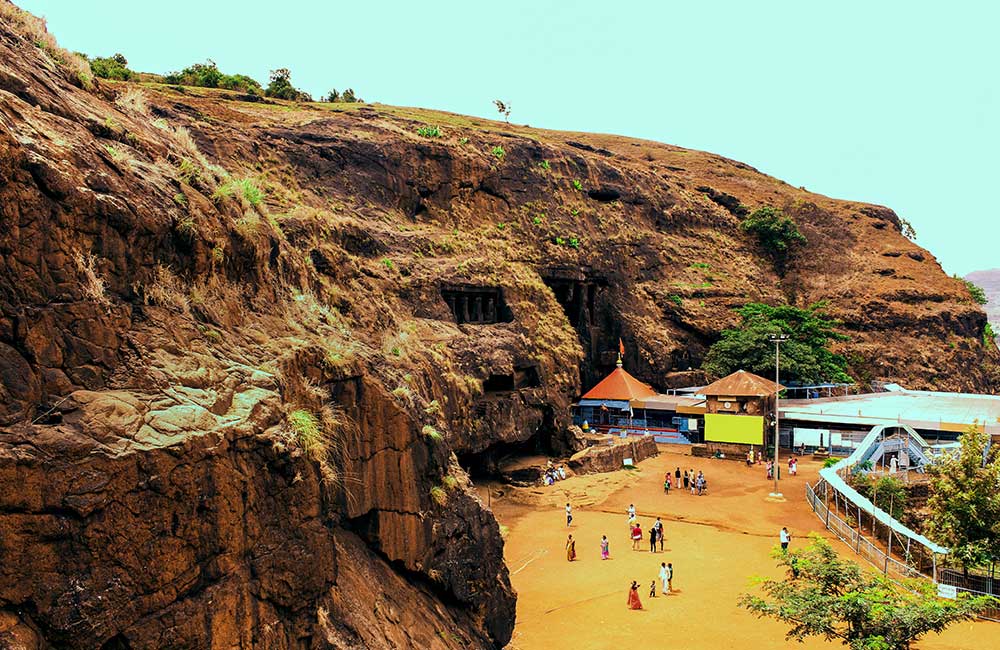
left=627, top=580, right=642, bottom=609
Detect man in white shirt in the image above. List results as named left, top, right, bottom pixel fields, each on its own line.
left=780, top=527, right=791, bottom=552
left=565, top=503, right=572, bottom=527
left=659, top=562, right=670, bottom=594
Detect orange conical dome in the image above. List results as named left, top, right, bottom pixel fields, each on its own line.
left=581, top=366, right=657, bottom=401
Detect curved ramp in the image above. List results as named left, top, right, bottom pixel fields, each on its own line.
left=817, top=423, right=947, bottom=556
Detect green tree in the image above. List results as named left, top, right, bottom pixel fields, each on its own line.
left=926, top=423, right=1000, bottom=573
left=265, top=68, right=295, bottom=99
left=163, top=61, right=261, bottom=93
left=956, top=277, right=988, bottom=305
left=265, top=68, right=311, bottom=101
left=740, top=535, right=993, bottom=650
left=324, top=88, right=340, bottom=102
left=89, top=52, right=133, bottom=80
left=340, top=88, right=358, bottom=103
left=166, top=60, right=223, bottom=87
left=493, top=99, right=511, bottom=122
left=701, top=301, right=852, bottom=384
left=851, top=474, right=908, bottom=520
left=740, top=206, right=807, bottom=271
left=219, top=73, right=262, bottom=94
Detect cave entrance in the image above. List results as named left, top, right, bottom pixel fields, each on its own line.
left=457, top=404, right=559, bottom=486
left=542, top=272, right=615, bottom=391
left=458, top=436, right=545, bottom=483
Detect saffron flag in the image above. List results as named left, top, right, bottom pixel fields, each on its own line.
left=619, top=338, right=625, bottom=355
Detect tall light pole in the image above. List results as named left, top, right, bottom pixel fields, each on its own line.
left=769, top=334, right=788, bottom=498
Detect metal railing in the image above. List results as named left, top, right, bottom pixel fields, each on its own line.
left=805, top=481, right=998, bottom=621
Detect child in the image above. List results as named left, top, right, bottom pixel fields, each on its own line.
left=663, top=475, right=671, bottom=494
left=649, top=581, right=657, bottom=598
left=601, top=535, right=610, bottom=560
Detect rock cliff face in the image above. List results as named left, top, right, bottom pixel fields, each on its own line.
left=0, top=4, right=998, bottom=649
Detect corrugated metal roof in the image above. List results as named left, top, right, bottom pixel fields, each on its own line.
left=781, top=390, right=1000, bottom=435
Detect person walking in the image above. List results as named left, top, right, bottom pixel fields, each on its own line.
left=780, top=527, right=791, bottom=552
left=565, top=502, right=573, bottom=527
left=566, top=534, right=577, bottom=561
left=663, top=475, right=671, bottom=494
left=628, top=581, right=643, bottom=610
left=659, top=562, right=670, bottom=594
left=666, top=562, right=674, bottom=592
left=682, top=470, right=689, bottom=490
left=648, top=524, right=657, bottom=553
left=690, top=468, right=697, bottom=495
left=674, top=466, right=681, bottom=487
left=789, top=456, right=797, bottom=477
left=631, top=523, right=643, bottom=550
left=601, top=535, right=610, bottom=560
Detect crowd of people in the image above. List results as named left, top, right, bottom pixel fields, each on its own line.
left=563, top=500, right=683, bottom=611
left=543, top=462, right=567, bottom=485
left=743, top=447, right=800, bottom=480
left=662, top=466, right=708, bottom=496
left=555, top=454, right=801, bottom=613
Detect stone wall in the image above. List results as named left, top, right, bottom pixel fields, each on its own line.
left=568, top=435, right=658, bottom=474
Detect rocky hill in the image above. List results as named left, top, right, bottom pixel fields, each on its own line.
left=1, top=3, right=998, bottom=649
left=966, top=268, right=1000, bottom=345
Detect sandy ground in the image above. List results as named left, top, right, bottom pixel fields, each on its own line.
left=487, top=446, right=996, bottom=650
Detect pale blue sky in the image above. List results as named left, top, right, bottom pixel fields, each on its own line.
left=18, top=1, right=998, bottom=276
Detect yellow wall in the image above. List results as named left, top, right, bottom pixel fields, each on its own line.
left=705, top=413, right=764, bottom=444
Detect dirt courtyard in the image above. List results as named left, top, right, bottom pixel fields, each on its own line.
left=487, top=445, right=995, bottom=650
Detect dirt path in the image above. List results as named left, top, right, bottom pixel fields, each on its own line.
left=492, top=446, right=993, bottom=649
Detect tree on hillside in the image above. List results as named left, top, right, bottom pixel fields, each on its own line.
left=740, top=535, right=993, bottom=650
left=740, top=206, right=806, bottom=272
left=957, top=277, right=988, bottom=305
left=926, top=423, right=1000, bottom=574
left=340, top=88, right=359, bottom=103
left=265, top=68, right=311, bottom=101
left=849, top=474, right=909, bottom=520
left=493, top=99, right=511, bottom=123
left=163, top=60, right=261, bottom=94
left=324, top=88, right=340, bottom=102
left=89, top=53, right=133, bottom=80
left=701, top=301, right=852, bottom=385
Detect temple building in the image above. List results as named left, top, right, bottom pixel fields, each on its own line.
left=572, top=364, right=786, bottom=448
left=571, top=359, right=706, bottom=443
left=699, top=370, right=783, bottom=454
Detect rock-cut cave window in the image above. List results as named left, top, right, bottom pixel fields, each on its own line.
left=441, top=286, right=513, bottom=324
